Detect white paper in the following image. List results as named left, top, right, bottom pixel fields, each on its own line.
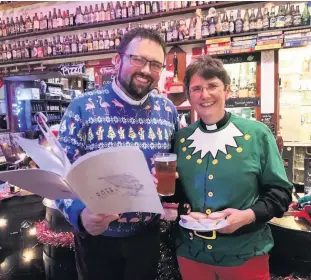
left=0, top=169, right=76, bottom=199
left=14, top=136, right=66, bottom=177
left=66, top=146, right=164, bottom=215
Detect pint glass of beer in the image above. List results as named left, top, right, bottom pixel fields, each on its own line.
left=154, top=153, right=177, bottom=196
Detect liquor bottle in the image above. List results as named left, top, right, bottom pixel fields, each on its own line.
left=83, top=6, right=89, bottom=24
left=189, top=17, right=196, bottom=39
left=262, top=7, right=269, bottom=30
left=249, top=8, right=256, bottom=32
left=75, top=7, right=82, bottom=25
left=121, top=1, right=128, bottom=18
left=32, top=40, right=38, bottom=58
left=104, top=30, right=110, bottom=50
left=78, top=35, right=83, bottom=53
left=57, top=9, right=63, bottom=28
left=209, top=17, right=216, bottom=36
left=43, top=39, right=48, bottom=57
left=159, top=1, right=167, bottom=12
left=52, top=37, right=57, bottom=56
left=1, top=19, right=6, bottom=37
left=147, top=1, right=152, bottom=14
left=235, top=9, right=243, bottom=33
left=19, top=15, right=25, bottom=33
left=256, top=8, right=263, bottom=31
left=222, top=10, right=229, bottom=35
left=64, top=10, right=70, bottom=27
left=71, top=35, right=78, bottom=53
left=168, top=1, right=174, bottom=11
left=14, top=16, right=19, bottom=34
left=115, top=1, right=122, bottom=19
left=229, top=10, right=235, bottom=34
left=276, top=5, right=285, bottom=28
left=134, top=2, right=140, bottom=16
left=0, top=20, right=2, bottom=37
left=52, top=8, right=58, bottom=29
left=6, top=43, right=12, bottom=60
left=243, top=9, right=250, bottom=32
left=93, top=32, right=99, bottom=50
left=26, top=15, right=33, bottom=32
left=109, top=2, right=116, bottom=20
left=166, top=20, right=173, bottom=42
left=140, top=1, right=146, bottom=15
left=128, top=1, right=134, bottom=17
left=284, top=3, right=292, bottom=27
left=37, top=40, right=44, bottom=58
left=100, top=3, right=105, bottom=21
left=67, top=10, right=75, bottom=26
left=64, top=36, right=71, bottom=55
left=152, top=1, right=159, bottom=13
left=269, top=6, right=276, bottom=29
left=115, top=29, right=122, bottom=48
left=109, top=29, right=115, bottom=49
left=98, top=31, right=104, bottom=50
left=2, top=44, right=7, bottom=61
left=94, top=4, right=100, bottom=22
left=12, top=42, right=17, bottom=60
left=302, top=2, right=310, bottom=25
left=47, top=11, right=53, bottom=29
left=24, top=40, right=30, bottom=58
left=4, top=18, right=10, bottom=36
left=201, top=16, right=210, bottom=38
left=293, top=5, right=302, bottom=26
left=89, top=5, right=94, bottom=23
left=47, top=38, right=53, bottom=56
left=16, top=41, right=21, bottom=59
left=215, top=13, right=222, bottom=36
left=172, top=21, right=178, bottom=41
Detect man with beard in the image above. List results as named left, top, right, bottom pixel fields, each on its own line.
left=55, top=28, right=178, bottom=280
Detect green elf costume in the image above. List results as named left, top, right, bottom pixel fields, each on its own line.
left=172, top=111, right=293, bottom=267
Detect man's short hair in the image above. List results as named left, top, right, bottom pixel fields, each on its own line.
left=116, top=27, right=166, bottom=58
left=184, top=56, right=231, bottom=100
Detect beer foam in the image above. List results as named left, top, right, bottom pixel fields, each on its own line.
left=155, top=155, right=177, bottom=162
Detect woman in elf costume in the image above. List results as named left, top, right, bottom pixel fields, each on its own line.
left=171, top=56, right=293, bottom=280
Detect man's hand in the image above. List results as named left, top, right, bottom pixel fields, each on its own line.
left=209, top=208, right=256, bottom=234
left=80, top=207, right=119, bottom=236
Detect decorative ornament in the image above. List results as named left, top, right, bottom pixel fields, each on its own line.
left=35, top=221, right=74, bottom=248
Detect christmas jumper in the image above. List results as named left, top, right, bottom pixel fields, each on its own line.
left=172, top=113, right=292, bottom=267
left=55, top=81, right=178, bottom=237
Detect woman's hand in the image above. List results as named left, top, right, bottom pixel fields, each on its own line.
left=209, top=208, right=256, bottom=234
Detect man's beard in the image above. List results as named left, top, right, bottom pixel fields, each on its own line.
left=118, top=70, right=154, bottom=101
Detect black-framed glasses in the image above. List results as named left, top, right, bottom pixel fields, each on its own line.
left=120, top=53, right=165, bottom=73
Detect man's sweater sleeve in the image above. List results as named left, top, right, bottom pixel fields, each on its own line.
left=55, top=100, right=88, bottom=232
left=250, top=128, right=293, bottom=223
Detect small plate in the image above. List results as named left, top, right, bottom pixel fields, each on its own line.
left=179, top=219, right=229, bottom=232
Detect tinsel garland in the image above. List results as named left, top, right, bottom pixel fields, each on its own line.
left=35, top=221, right=74, bottom=248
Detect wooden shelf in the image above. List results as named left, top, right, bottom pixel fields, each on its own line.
left=0, top=1, right=255, bottom=42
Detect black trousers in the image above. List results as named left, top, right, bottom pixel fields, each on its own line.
left=74, top=225, right=160, bottom=280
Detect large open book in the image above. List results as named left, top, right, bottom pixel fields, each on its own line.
left=0, top=131, right=164, bottom=215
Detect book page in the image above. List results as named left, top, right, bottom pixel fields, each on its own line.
left=14, top=136, right=66, bottom=177
left=65, top=147, right=164, bottom=215
left=0, top=169, right=76, bottom=200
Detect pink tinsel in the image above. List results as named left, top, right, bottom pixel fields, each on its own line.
left=35, top=221, right=74, bottom=248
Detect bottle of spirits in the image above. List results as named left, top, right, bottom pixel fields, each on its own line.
left=222, top=10, right=229, bottom=35
left=235, top=9, right=243, bottom=33
left=89, top=5, right=94, bottom=23
left=215, top=13, right=222, bottom=36
left=284, top=3, right=293, bottom=27
left=122, top=1, right=128, bottom=18
left=115, top=1, right=122, bottom=19
left=145, top=1, right=151, bottom=15
left=269, top=6, right=276, bottom=29
left=276, top=5, right=285, bottom=28
left=243, top=9, right=250, bottom=32
left=33, top=13, right=40, bottom=31
left=262, top=7, right=269, bottom=30
left=52, top=8, right=58, bottom=29
left=83, top=6, right=89, bottom=24
left=302, top=2, right=310, bottom=25
left=57, top=9, right=63, bottom=28
left=249, top=8, right=256, bottom=32
left=128, top=1, right=134, bottom=17
left=229, top=10, right=235, bottom=34
left=94, top=4, right=100, bottom=22
left=209, top=17, right=216, bottom=36
left=256, top=7, right=263, bottom=31
left=293, top=5, right=302, bottom=26
left=201, top=16, right=210, bottom=38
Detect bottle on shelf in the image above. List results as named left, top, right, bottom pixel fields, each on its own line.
left=235, top=9, right=243, bottom=34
